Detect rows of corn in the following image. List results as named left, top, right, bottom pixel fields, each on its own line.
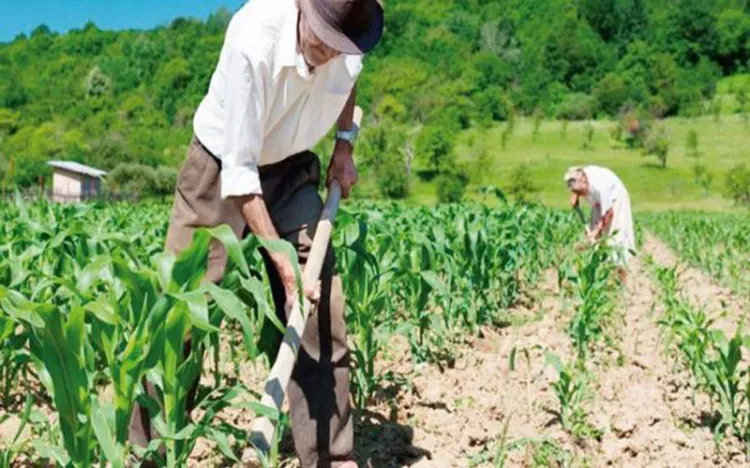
left=644, top=212, right=750, bottom=455
left=643, top=211, right=750, bottom=298
left=0, top=197, right=581, bottom=466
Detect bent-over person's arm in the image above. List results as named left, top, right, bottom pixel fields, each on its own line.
left=327, top=85, right=359, bottom=198
left=220, top=47, right=314, bottom=304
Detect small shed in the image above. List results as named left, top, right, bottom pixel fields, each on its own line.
left=48, top=161, right=107, bottom=203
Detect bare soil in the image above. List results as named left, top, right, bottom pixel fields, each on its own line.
left=333, top=236, right=749, bottom=467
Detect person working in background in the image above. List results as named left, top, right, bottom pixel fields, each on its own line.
left=129, top=0, right=384, bottom=467
left=564, top=166, right=635, bottom=283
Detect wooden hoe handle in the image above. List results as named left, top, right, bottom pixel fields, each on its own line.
left=242, top=106, right=364, bottom=466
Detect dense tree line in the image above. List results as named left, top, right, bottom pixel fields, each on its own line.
left=0, top=0, right=748, bottom=190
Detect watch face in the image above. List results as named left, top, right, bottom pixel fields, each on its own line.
left=338, top=130, right=356, bottom=143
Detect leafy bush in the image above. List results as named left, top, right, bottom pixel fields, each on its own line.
left=725, top=164, right=750, bottom=205
left=692, top=163, right=713, bottom=192
left=507, top=164, right=540, bottom=202
left=556, top=93, right=599, bottom=121
left=436, top=167, right=470, bottom=203
left=595, top=74, right=629, bottom=115
left=642, top=125, right=670, bottom=168
left=106, top=163, right=152, bottom=194
left=377, top=156, right=409, bottom=200
left=106, top=163, right=177, bottom=197
left=151, top=166, right=178, bottom=196
left=415, top=125, right=455, bottom=173
left=474, top=85, right=508, bottom=125
left=617, top=108, right=652, bottom=149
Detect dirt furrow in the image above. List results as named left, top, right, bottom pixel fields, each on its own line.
left=590, top=249, right=725, bottom=467
left=354, top=270, right=581, bottom=467
left=644, top=233, right=747, bottom=336
left=625, top=233, right=749, bottom=466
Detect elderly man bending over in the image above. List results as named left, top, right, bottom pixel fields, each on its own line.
left=564, top=165, right=635, bottom=282
left=129, top=0, right=384, bottom=466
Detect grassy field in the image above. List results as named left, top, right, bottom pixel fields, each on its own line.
left=446, top=113, right=750, bottom=212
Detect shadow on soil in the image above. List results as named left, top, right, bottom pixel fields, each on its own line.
left=354, top=409, right=431, bottom=467
left=276, top=410, right=429, bottom=468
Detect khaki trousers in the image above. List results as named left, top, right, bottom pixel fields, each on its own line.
left=129, top=136, right=353, bottom=467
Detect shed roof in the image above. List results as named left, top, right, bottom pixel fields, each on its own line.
left=48, top=161, right=107, bottom=178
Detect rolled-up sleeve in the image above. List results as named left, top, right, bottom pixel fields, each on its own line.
left=220, top=46, right=266, bottom=199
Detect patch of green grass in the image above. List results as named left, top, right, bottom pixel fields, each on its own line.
left=375, top=113, right=747, bottom=211
left=454, top=115, right=750, bottom=211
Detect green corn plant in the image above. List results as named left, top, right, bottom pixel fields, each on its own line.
left=545, top=352, right=587, bottom=432
left=564, top=240, right=619, bottom=360
left=336, top=213, right=393, bottom=408
left=395, top=232, right=439, bottom=363
left=0, top=195, right=591, bottom=466
left=649, top=253, right=750, bottom=447
left=699, top=329, right=746, bottom=441
left=654, top=265, right=680, bottom=311
left=643, top=212, right=750, bottom=301
left=140, top=228, right=288, bottom=467
left=0, top=314, right=30, bottom=407
left=1, top=223, right=284, bottom=467
left=669, top=304, right=713, bottom=386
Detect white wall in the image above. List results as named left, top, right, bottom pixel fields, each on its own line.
left=52, top=169, right=83, bottom=203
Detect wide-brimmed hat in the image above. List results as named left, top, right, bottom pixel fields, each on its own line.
left=299, top=0, right=384, bottom=55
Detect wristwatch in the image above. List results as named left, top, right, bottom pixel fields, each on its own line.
left=335, top=123, right=359, bottom=146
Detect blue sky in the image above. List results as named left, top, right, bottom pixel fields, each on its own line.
left=1, top=0, right=245, bottom=42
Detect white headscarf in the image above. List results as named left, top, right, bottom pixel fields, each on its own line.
left=563, top=167, right=584, bottom=189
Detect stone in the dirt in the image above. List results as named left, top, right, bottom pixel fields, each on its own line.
left=426, top=408, right=454, bottom=430
left=670, top=431, right=690, bottom=448
left=613, top=411, right=637, bottom=438
left=423, top=383, right=444, bottom=402
left=465, top=426, right=487, bottom=446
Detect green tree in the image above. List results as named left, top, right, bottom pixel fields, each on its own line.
left=377, top=154, right=410, bottom=199
left=415, top=125, right=454, bottom=173
left=716, top=8, right=750, bottom=73
left=725, top=164, right=750, bottom=205
left=595, top=73, right=629, bottom=115
left=643, top=125, right=670, bottom=169
left=506, top=164, right=539, bottom=202
left=85, top=66, right=112, bottom=98
left=155, top=58, right=192, bottom=119
left=0, top=109, right=20, bottom=137
left=556, top=93, right=598, bottom=120
left=579, top=0, right=648, bottom=45
left=436, top=167, right=469, bottom=203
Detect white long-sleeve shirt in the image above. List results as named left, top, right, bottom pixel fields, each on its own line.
left=583, top=165, right=636, bottom=261
left=193, top=0, right=363, bottom=199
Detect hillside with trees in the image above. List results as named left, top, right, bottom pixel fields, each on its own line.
left=0, top=0, right=748, bottom=196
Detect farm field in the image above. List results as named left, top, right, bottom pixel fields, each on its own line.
left=0, top=199, right=749, bottom=467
